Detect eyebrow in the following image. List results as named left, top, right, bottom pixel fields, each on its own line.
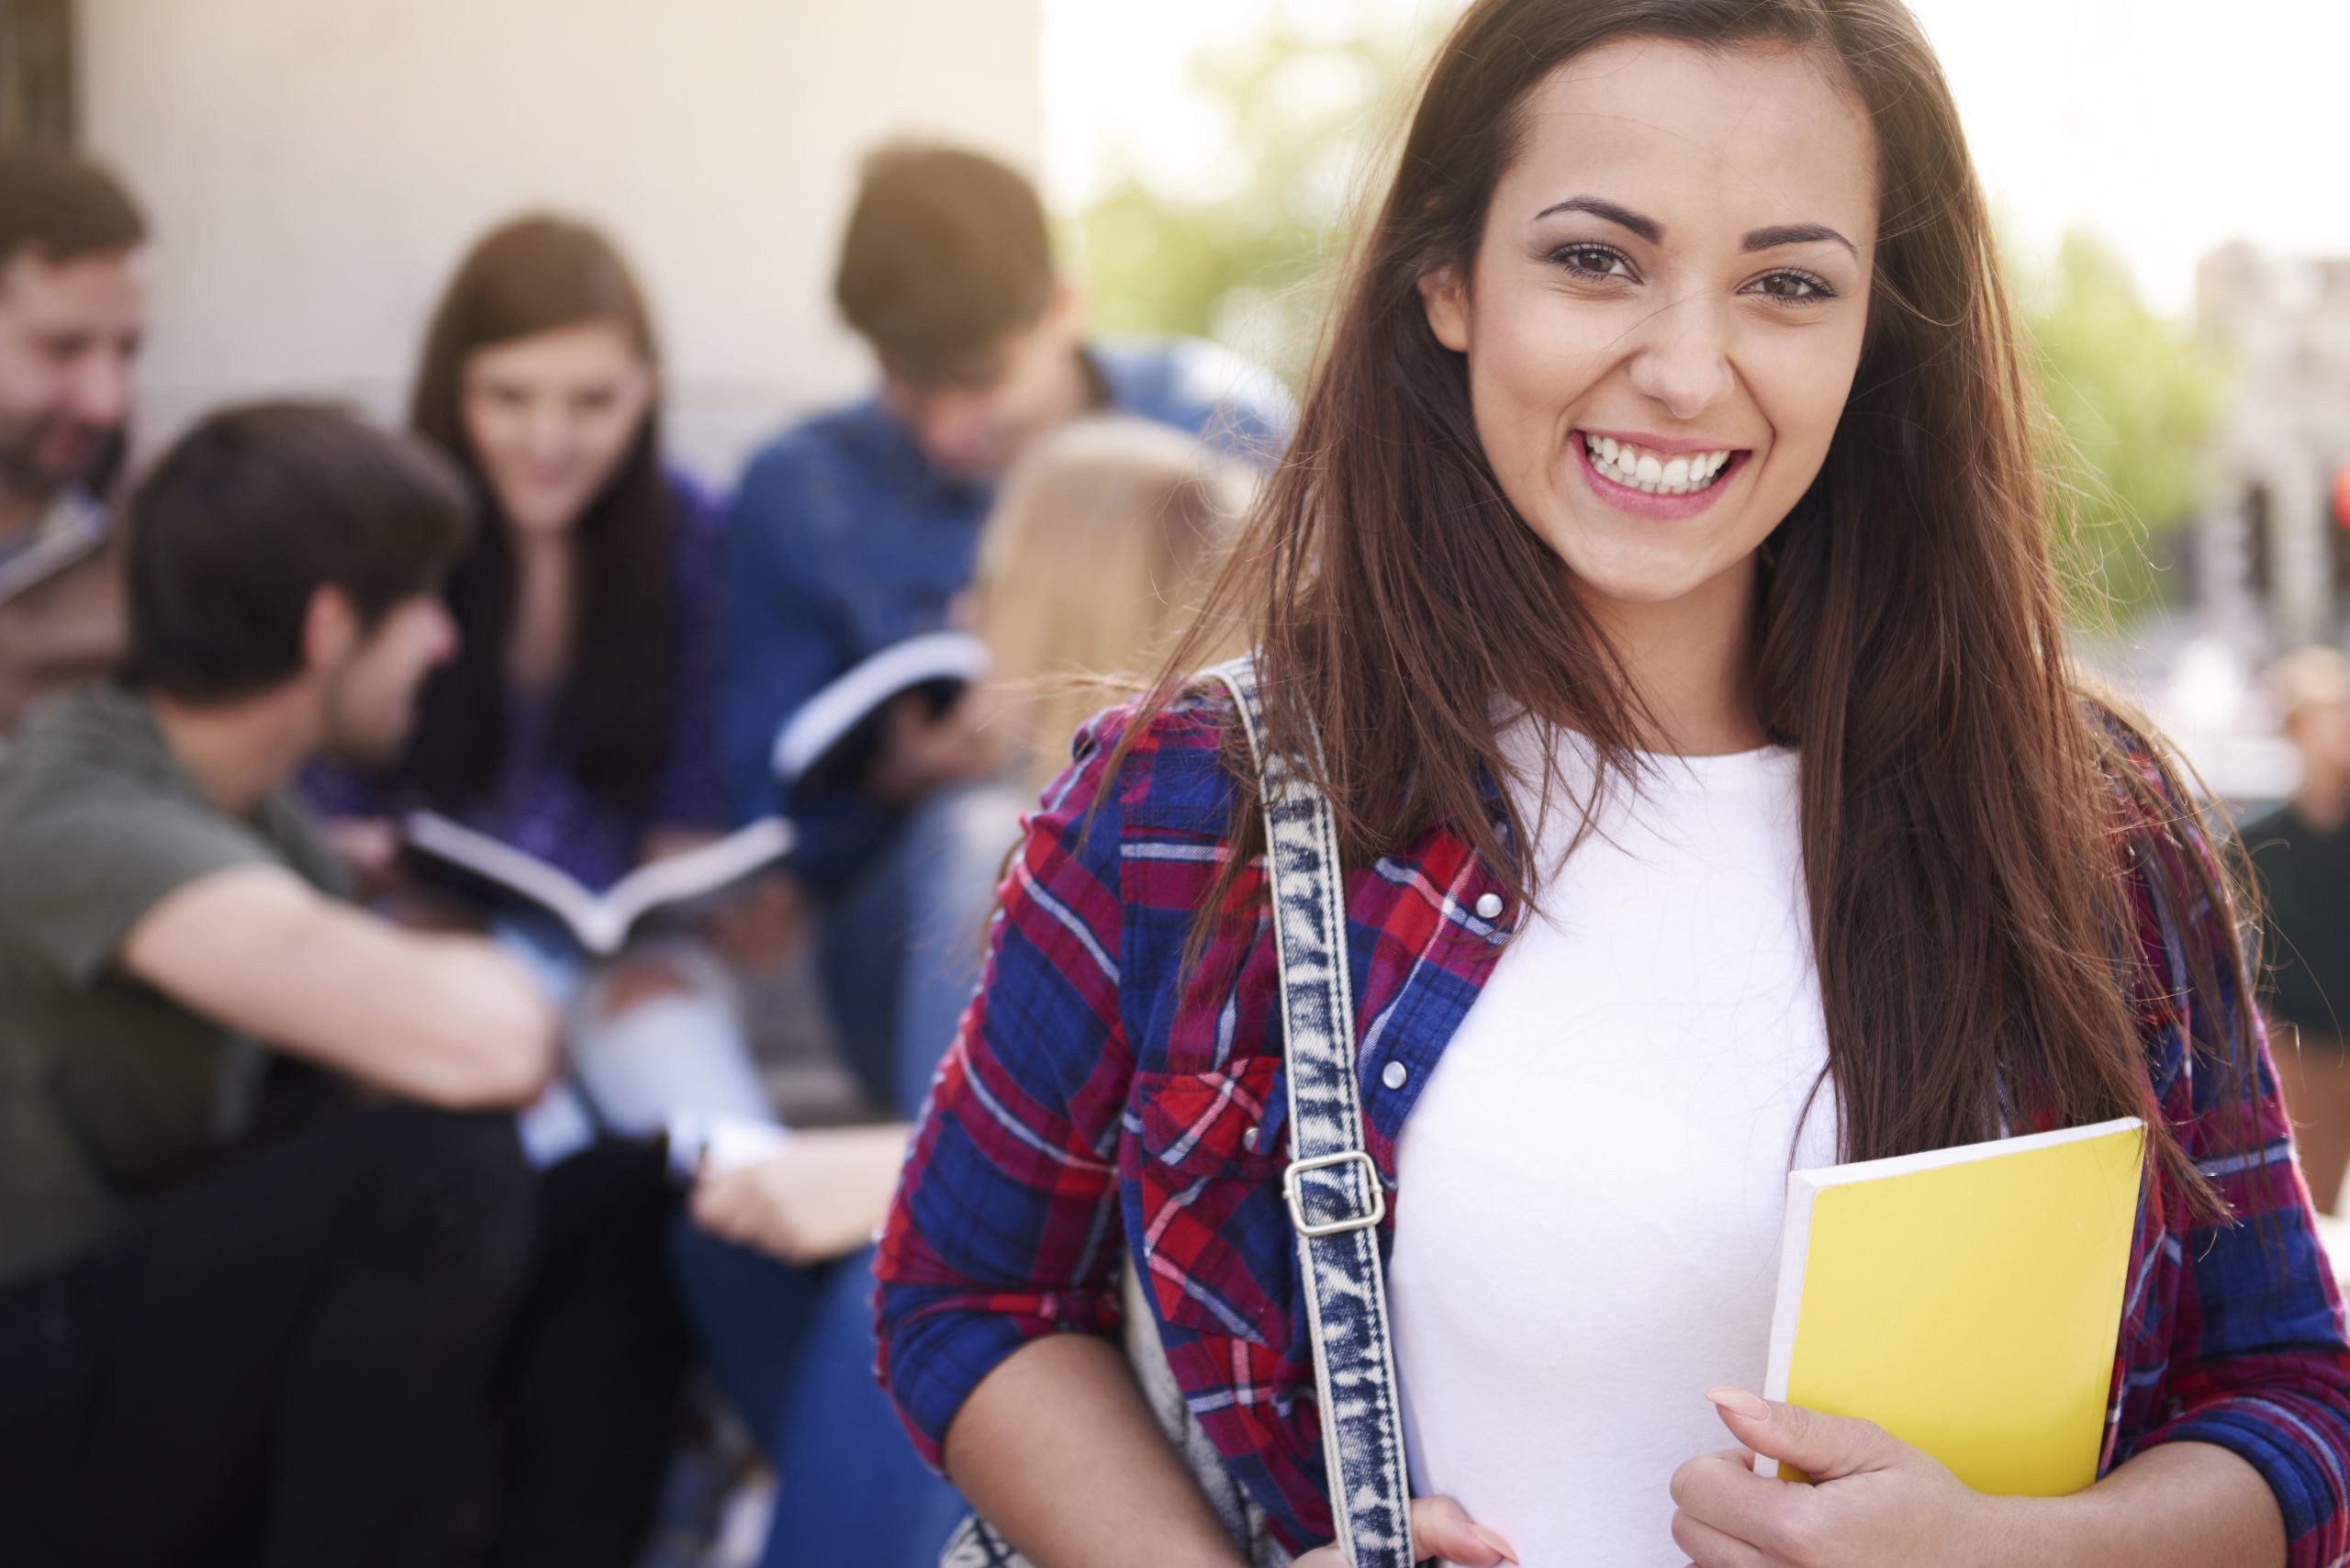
left=1741, top=222, right=1858, bottom=258
left=1535, top=196, right=1661, bottom=242
left=1533, top=198, right=1857, bottom=259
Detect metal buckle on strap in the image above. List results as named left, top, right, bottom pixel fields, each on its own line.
left=1283, top=1150, right=1387, bottom=1238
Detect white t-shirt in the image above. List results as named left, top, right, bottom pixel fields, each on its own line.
left=1386, top=723, right=1838, bottom=1565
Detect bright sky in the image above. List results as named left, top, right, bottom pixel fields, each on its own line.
left=1042, top=0, right=2350, bottom=315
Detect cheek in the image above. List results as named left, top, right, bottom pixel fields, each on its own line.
left=581, top=408, right=643, bottom=472
left=0, top=340, right=36, bottom=397
left=1748, top=328, right=1863, bottom=454
left=1464, top=290, right=1616, bottom=462
left=462, top=400, right=522, bottom=470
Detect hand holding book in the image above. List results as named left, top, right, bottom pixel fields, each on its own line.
left=1670, top=1385, right=2290, bottom=1565
left=769, top=630, right=990, bottom=812
left=1661, top=1118, right=2287, bottom=1564
left=1671, top=1390, right=1997, bottom=1566
left=866, top=685, right=1000, bottom=806
left=686, top=1123, right=914, bottom=1268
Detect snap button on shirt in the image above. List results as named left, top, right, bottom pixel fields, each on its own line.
left=1382, top=1060, right=1409, bottom=1090
left=1473, top=891, right=1505, bottom=921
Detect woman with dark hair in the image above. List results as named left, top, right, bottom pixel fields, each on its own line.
left=875, top=4, right=2350, bottom=1566
left=308, top=215, right=755, bottom=1568
left=314, top=214, right=770, bottom=1140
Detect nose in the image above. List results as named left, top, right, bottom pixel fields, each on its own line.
left=915, top=393, right=995, bottom=468
left=64, top=345, right=135, bottom=429
left=1625, top=293, right=1736, bottom=422
left=427, top=602, right=461, bottom=666
left=520, top=402, right=573, bottom=465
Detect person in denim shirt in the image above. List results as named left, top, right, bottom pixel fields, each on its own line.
left=721, top=143, right=1291, bottom=1114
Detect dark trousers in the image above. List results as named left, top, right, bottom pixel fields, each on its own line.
left=0, top=1106, right=687, bottom=1568
left=0, top=1104, right=535, bottom=1567
left=476, top=1138, right=689, bottom=1568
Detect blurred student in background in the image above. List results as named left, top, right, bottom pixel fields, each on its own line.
left=894, top=414, right=1257, bottom=1094
left=676, top=414, right=1253, bottom=1568
left=0, top=404, right=556, bottom=1567
left=2245, top=647, right=2350, bottom=1214
left=0, top=150, right=145, bottom=735
left=306, top=215, right=757, bottom=1566
left=722, top=142, right=1291, bottom=1117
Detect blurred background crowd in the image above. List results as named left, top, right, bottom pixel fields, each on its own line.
left=3, top=1, right=2350, bottom=1565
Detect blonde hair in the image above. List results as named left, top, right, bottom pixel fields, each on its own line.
left=971, top=415, right=1257, bottom=792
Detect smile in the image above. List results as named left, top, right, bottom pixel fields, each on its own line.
left=1572, top=431, right=1752, bottom=520
left=1581, top=433, right=1737, bottom=495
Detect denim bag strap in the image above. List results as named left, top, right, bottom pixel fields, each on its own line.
left=1208, top=654, right=1416, bottom=1568
left=940, top=656, right=1414, bottom=1568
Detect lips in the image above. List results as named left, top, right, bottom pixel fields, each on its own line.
left=1572, top=430, right=1753, bottom=521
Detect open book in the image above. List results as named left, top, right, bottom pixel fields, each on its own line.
left=403, top=810, right=794, bottom=957
left=0, top=492, right=107, bottom=607
left=770, top=630, right=990, bottom=809
left=1759, top=1116, right=2146, bottom=1495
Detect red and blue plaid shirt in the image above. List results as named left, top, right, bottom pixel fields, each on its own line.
left=877, top=691, right=2350, bottom=1564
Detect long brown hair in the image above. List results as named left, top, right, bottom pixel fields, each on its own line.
left=1129, top=0, right=2249, bottom=1212
left=407, top=214, right=675, bottom=813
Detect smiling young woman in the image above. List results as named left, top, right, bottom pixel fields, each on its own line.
left=874, top=3, right=2350, bottom=1567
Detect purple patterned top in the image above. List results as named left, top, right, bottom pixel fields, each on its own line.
left=305, top=474, right=727, bottom=893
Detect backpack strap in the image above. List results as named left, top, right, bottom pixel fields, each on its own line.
left=1207, top=655, right=1416, bottom=1568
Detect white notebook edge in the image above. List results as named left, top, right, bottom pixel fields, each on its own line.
left=0, top=513, right=105, bottom=606
left=1756, top=1171, right=1816, bottom=1476
left=403, top=810, right=607, bottom=948
left=769, top=630, right=990, bottom=785
left=603, top=816, right=795, bottom=935
left=403, top=811, right=793, bottom=958
left=1750, top=1114, right=2147, bottom=1479
left=1794, top=1115, right=2145, bottom=1191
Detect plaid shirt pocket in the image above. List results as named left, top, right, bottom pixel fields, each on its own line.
left=1133, top=1059, right=1289, bottom=1345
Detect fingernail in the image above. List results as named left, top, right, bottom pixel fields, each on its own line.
left=1706, top=1385, right=1772, bottom=1422
left=1470, top=1523, right=1522, bottom=1565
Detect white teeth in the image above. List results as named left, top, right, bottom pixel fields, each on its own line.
left=1582, top=433, right=1738, bottom=496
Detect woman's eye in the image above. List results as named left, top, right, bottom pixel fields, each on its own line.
left=1751, top=271, right=1835, bottom=303
left=1553, top=244, right=1632, bottom=281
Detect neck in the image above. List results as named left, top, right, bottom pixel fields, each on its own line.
left=511, top=524, right=575, bottom=568
left=1580, top=555, right=1767, bottom=756
left=1047, top=344, right=1098, bottom=427
left=148, top=686, right=318, bottom=817
left=506, top=529, right=578, bottom=695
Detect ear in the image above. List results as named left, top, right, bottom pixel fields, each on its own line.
left=1417, top=264, right=1472, bottom=353
left=302, top=584, right=363, bottom=675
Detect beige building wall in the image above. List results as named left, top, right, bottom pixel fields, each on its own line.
left=76, top=0, right=1044, bottom=485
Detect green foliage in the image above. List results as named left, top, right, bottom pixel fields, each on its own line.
left=1071, top=20, right=1438, bottom=383
left=2019, top=230, right=2230, bottom=624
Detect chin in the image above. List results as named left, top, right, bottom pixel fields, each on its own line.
left=1548, top=535, right=1743, bottom=610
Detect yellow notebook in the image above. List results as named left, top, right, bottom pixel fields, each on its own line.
left=1757, top=1116, right=2146, bottom=1495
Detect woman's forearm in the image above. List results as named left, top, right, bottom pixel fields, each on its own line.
left=942, top=1332, right=1249, bottom=1568
left=1988, top=1440, right=2285, bottom=1568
